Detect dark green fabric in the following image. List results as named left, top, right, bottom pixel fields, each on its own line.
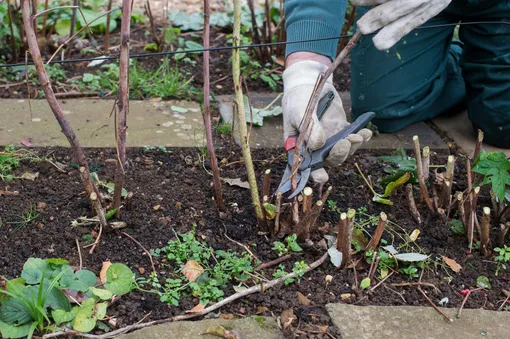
left=351, top=1, right=510, bottom=147
left=285, top=0, right=347, bottom=60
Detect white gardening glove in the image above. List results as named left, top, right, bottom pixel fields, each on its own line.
left=282, top=60, right=372, bottom=184
left=352, top=0, right=452, bottom=50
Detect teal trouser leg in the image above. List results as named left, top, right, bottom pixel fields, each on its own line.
left=351, top=1, right=510, bottom=148
left=351, top=7, right=465, bottom=133
left=454, top=1, right=510, bottom=148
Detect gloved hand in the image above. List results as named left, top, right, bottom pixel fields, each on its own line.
left=282, top=60, right=372, bottom=184
left=352, top=0, right=452, bottom=50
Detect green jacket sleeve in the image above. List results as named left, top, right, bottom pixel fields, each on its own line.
left=285, top=0, right=347, bottom=61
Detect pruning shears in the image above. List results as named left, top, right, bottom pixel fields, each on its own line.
left=276, top=91, right=376, bottom=199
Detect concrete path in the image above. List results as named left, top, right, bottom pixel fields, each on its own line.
left=0, top=99, right=205, bottom=148
left=119, top=304, right=510, bottom=339
left=216, top=92, right=449, bottom=152
left=119, top=316, right=278, bottom=339
left=326, top=304, right=510, bottom=339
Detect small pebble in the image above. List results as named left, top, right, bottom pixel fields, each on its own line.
left=138, top=267, right=145, bottom=274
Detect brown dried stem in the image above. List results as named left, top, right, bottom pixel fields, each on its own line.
left=145, top=1, right=160, bottom=48
left=440, top=155, right=455, bottom=208
left=70, top=0, right=78, bottom=37
left=413, top=136, right=434, bottom=212
left=480, top=207, right=492, bottom=257
left=121, top=232, right=157, bottom=275
left=263, top=169, right=271, bottom=198
left=7, top=0, right=18, bottom=61
left=247, top=0, right=264, bottom=61
left=366, top=212, right=388, bottom=251
left=256, top=253, right=292, bottom=271
left=499, top=222, right=510, bottom=246
left=203, top=0, right=226, bottom=212
left=456, top=191, right=467, bottom=233
left=302, top=187, right=313, bottom=214
left=473, top=129, right=484, bottom=161
left=274, top=192, right=282, bottom=236
left=406, top=184, right=422, bottom=224
left=112, top=0, right=131, bottom=218
left=418, top=287, right=453, bottom=322
left=21, top=0, right=107, bottom=228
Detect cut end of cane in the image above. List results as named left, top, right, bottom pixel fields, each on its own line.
left=483, top=207, right=491, bottom=215
left=422, top=146, right=430, bottom=157
left=316, top=200, right=323, bottom=207
left=303, top=187, right=313, bottom=196
left=347, top=209, right=356, bottom=219
left=340, top=213, right=347, bottom=220
left=379, top=212, right=387, bottom=221
left=265, top=169, right=271, bottom=175
left=474, top=186, right=481, bottom=194
left=90, top=192, right=98, bottom=201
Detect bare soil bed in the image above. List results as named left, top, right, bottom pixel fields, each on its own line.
left=1, top=143, right=508, bottom=337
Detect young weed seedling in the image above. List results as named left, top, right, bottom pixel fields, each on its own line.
left=272, top=234, right=303, bottom=257
left=7, top=204, right=40, bottom=228
left=272, top=261, right=309, bottom=285
left=494, top=245, right=510, bottom=276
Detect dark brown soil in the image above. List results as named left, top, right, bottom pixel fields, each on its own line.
left=1, top=144, right=508, bottom=337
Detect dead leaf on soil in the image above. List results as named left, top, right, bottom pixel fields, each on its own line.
left=256, top=306, right=269, bottom=315
left=183, top=260, right=204, bottom=282
left=100, top=261, right=112, bottom=283
left=21, top=171, right=39, bottom=181
left=202, top=325, right=242, bottom=339
left=221, top=177, right=250, bottom=189
left=280, top=309, right=296, bottom=329
left=296, top=292, right=311, bottom=306
left=20, top=137, right=32, bottom=147
left=219, top=313, right=234, bottom=320
left=185, top=303, right=205, bottom=313
left=441, top=256, right=462, bottom=273
left=409, top=229, right=420, bottom=242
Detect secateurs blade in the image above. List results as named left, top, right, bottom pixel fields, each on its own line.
left=276, top=92, right=376, bottom=199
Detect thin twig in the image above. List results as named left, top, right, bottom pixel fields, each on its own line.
left=121, top=232, right=157, bottom=275
left=256, top=253, right=292, bottom=271
left=392, top=282, right=440, bottom=293
left=413, top=136, right=434, bottom=212
left=368, top=271, right=394, bottom=293
left=457, top=287, right=485, bottom=319
left=75, top=237, right=82, bottom=270
left=418, top=287, right=453, bottom=322
left=43, top=253, right=328, bottom=339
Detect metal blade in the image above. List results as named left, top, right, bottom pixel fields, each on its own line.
left=276, top=166, right=300, bottom=195
left=287, top=168, right=311, bottom=199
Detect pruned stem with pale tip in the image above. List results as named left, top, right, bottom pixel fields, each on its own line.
left=413, top=136, right=434, bottom=212
left=406, top=184, right=421, bottom=224
left=480, top=207, right=492, bottom=257
left=366, top=212, right=387, bottom=251
left=302, top=187, right=313, bottom=214
left=422, top=146, right=430, bottom=181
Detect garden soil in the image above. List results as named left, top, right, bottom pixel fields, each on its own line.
left=1, top=144, right=508, bottom=338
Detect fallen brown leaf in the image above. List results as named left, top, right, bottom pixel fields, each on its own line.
left=256, top=306, right=269, bottom=315
left=183, top=260, right=204, bottom=282
left=219, top=313, right=234, bottom=320
left=441, top=256, right=462, bottom=273
left=221, top=177, right=250, bottom=189
left=202, top=325, right=241, bottom=339
left=185, top=303, right=205, bottom=313
left=100, top=261, right=112, bottom=283
left=280, top=309, right=296, bottom=329
left=296, top=292, right=311, bottom=306
left=20, top=137, right=32, bottom=147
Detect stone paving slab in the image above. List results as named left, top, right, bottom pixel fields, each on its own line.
left=217, top=92, right=448, bottom=152
left=433, top=111, right=510, bottom=156
left=0, top=99, right=205, bottom=147
left=326, top=303, right=510, bottom=339
left=118, top=316, right=279, bottom=339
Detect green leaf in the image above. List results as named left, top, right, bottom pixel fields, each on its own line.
left=44, top=286, right=71, bottom=311
left=360, top=277, right=371, bottom=289
left=82, top=73, right=95, bottom=83
left=54, top=19, right=72, bottom=37
left=105, top=264, right=134, bottom=296
left=372, top=195, right=393, bottom=205
left=20, top=269, right=43, bottom=285
left=476, top=275, right=491, bottom=289
left=263, top=203, right=276, bottom=220
left=168, top=12, right=203, bottom=31
left=5, top=279, right=25, bottom=296
left=21, top=258, right=49, bottom=284
left=60, top=270, right=97, bottom=292
left=380, top=172, right=411, bottom=198
left=0, top=298, right=32, bottom=325
left=52, top=306, right=79, bottom=325
left=91, top=288, right=113, bottom=300
left=0, top=320, right=32, bottom=339
left=394, top=253, right=429, bottom=262
left=105, top=209, right=117, bottom=220
left=473, top=151, right=510, bottom=200
left=184, top=40, right=203, bottom=51
left=45, top=258, right=69, bottom=266
left=72, top=298, right=96, bottom=333
left=144, top=43, right=159, bottom=51
left=94, top=303, right=107, bottom=319
left=210, top=12, right=231, bottom=27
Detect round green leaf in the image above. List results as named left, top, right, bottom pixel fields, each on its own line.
left=94, top=303, right=107, bottom=320
left=45, top=258, right=69, bottom=266
left=52, top=306, right=79, bottom=326
left=105, top=264, right=134, bottom=296
left=0, top=320, right=32, bottom=339
left=91, top=288, right=113, bottom=300
left=476, top=275, right=492, bottom=289
left=72, top=299, right=96, bottom=333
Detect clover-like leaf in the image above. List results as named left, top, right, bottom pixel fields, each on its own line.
left=104, top=264, right=134, bottom=296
